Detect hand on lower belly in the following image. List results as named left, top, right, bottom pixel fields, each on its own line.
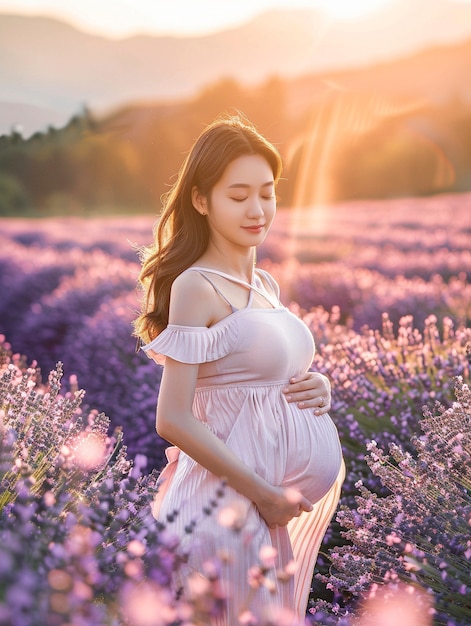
left=254, top=484, right=313, bottom=529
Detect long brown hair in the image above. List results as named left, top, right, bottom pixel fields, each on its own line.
left=133, top=114, right=283, bottom=343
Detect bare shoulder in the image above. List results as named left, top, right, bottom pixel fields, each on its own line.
left=168, top=269, right=218, bottom=327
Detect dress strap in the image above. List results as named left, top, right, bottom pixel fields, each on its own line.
left=186, top=266, right=253, bottom=289
left=254, top=268, right=281, bottom=305
left=197, top=271, right=238, bottom=313
left=184, top=266, right=279, bottom=309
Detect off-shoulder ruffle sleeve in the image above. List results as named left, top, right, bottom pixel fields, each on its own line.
left=141, top=321, right=238, bottom=365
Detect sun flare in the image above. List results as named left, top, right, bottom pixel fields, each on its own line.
left=309, top=0, right=393, bottom=19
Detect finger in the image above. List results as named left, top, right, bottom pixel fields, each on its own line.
left=261, top=514, right=279, bottom=529
left=284, top=390, right=317, bottom=404
left=300, top=498, right=313, bottom=513
left=283, top=385, right=324, bottom=403
left=314, top=394, right=330, bottom=413
left=298, top=399, right=330, bottom=410
left=286, top=395, right=331, bottom=411
left=291, top=374, right=313, bottom=386
left=284, top=379, right=320, bottom=395
left=287, top=489, right=313, bottom=514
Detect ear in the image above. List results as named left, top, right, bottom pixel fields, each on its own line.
left=191, top=186, right=208, bottom=216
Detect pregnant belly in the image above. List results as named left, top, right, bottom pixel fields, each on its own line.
left=281, top=408, right=343, bottom=504
left=193, top=385, right=342, bottom=505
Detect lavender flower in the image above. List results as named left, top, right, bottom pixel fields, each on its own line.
left=313, top=377, right=471, bottom=626
left=0, top=338, right=178, bottom=626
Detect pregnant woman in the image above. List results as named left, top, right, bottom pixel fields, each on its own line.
left=134, top=114, right=344, bottom=625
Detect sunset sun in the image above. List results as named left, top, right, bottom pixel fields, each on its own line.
left=309, top=0, right=393, bottom=19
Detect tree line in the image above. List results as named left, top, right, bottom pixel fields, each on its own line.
left=1, top=76, right=470, bottom=215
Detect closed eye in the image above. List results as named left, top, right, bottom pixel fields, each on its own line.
left=230, top=194, right=275, bottom=202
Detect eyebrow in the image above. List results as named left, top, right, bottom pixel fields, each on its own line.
left=228, top=181, right=274, bottom=189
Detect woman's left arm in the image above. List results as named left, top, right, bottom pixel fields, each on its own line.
left=282, top=371, right=331, bottom=414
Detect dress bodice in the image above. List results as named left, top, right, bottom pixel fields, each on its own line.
left=142, top=267, right=315, bottom=386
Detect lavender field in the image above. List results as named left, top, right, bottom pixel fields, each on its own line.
left=1, top=192, right=470, bottom=625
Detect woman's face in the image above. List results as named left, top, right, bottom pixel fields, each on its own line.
left=198, top=153, right=276, bottom=250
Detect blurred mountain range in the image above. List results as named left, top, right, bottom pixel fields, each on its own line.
left=1, top=0, right=471, bottom=136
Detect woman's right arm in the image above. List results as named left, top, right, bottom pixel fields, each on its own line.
left=155, top=271, right=312, bottom=528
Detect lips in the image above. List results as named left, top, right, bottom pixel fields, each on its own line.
left=242, top=224, right=265, bottom=232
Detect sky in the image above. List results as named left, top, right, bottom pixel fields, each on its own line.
left=3, top=0, right=469, bottom=38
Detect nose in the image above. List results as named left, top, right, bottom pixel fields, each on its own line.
left=247, top=195, right=264, bottom=219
